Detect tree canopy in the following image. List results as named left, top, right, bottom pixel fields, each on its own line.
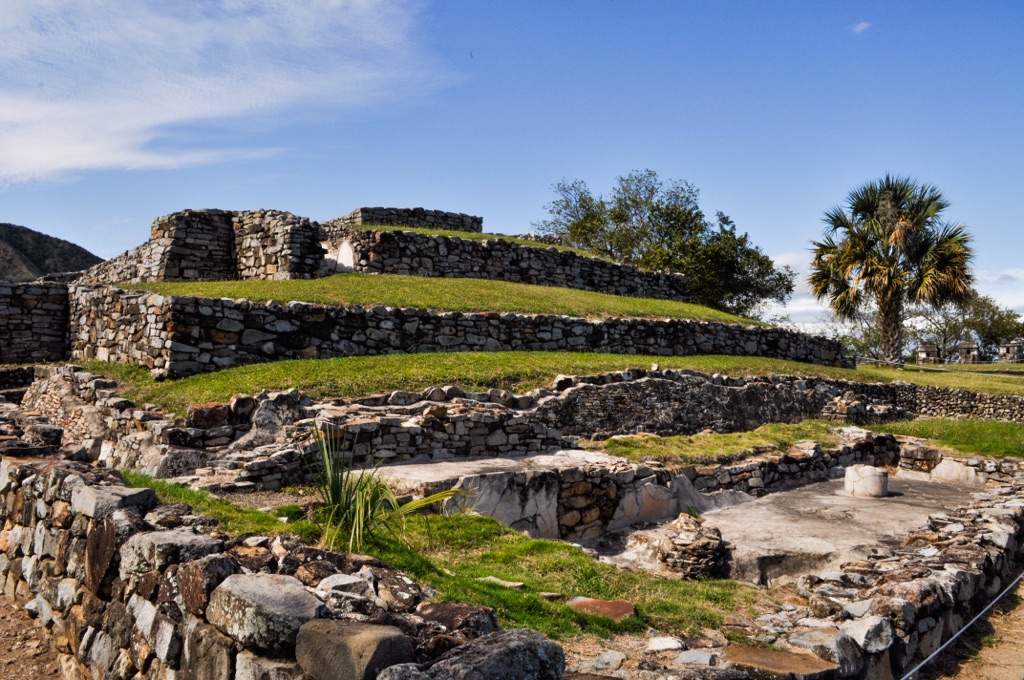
left=534, top=170, right=794, bottom=318
left=809, top=175, right=974, bottom=364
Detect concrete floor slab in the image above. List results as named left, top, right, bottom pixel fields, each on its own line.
left=701, top=476, right=977, bottom=585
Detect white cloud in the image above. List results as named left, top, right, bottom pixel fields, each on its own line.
left=0, top=0, right=449, bottom=183
left=850, top=21, right=872, bottom=34
left=977, top=268, right=1024, bottom=313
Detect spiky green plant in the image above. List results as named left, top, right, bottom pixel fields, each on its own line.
left=311, top=428, right=463, bottom=551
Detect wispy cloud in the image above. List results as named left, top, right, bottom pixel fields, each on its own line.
left=0, top=0, right=448, bottom=183
left=850, top=21, right=872, bottom=34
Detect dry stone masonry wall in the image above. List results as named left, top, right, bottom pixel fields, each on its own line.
left=0, top=282, right=69, bottom=364
left=64, top=287, right=849, bottom=378
left=0, top=458, right=564, bottom=680
left=332, top=207, right=483, bottom=233
left=317, top=225, right=691, bottom=302
left=79, top=209, right=324, bottom=286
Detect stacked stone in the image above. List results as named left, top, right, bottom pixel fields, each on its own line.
left=0, top=458, right=562, bottom=680
left=329, top=207, right=483, bottom=233
left=556, top=465, right=628, bottom=538
left=657, top=514, right=727, bottom=579
left=0, top=282, right=69, bottom=364
left=67, top=286, right=170, bottom=369
left=891, top=382, right=1024, bottom=422
left=0, top=366, right=35, bottom=403
left=67, top=288, right=849, bottom=378
left=728, top=482, right=1024, bottom=678
left=512, top=233, right=564, bottom=246
left=231, top=210, right=324, bottom=281
left=318, top=225, right=690, bottom=303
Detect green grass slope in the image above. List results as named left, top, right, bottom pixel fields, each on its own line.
left=131, top=273, right=754, bottom=323
left=85, top=352, right=1024, bottom=416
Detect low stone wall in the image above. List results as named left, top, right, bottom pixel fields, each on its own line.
left=892, top=382, right=1024, bottom=422
left=78, top=210, right=324, bottom=286
left=330, top=207, right=483, bottom=233
left=0, top=458, right=563, bottom=680
left=318, top=225, right=691, bottom=303
left=66, top=287, right=849, bottom=378
left=0, top=282, right=69, bottom=364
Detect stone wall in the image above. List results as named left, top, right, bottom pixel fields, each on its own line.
left=0, top=457, right=559, bottom=680
left=78, top=210, right=323, bottom=286
left=331, top=207, right=482, bottom=233
left=68, top=286, right=171, bottom=369
left=317, top=225, right=691, bottom=303
left=65, top=288, right=849, bottom=378
left=0, top=282, right=69, bottom=364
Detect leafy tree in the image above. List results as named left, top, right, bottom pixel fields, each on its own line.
left=809, top=175, right=974, bottom=364
left=535, top=170, right=794, bottom=318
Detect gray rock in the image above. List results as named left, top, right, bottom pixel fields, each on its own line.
left=235, top=650, right=309, bottom=680
left=181, top=618, right=236, bottom=680
left=377, top=665, right=430, bottom=680
left=207, top=573, right=326, bottom=652
left=296, top=620, right=415, bottom=680
left=118, top=528, right=224, bottom=578
left=671, top=649, right=718, bottom=666
left=788, top=626, right=863, bottom=678
left=840, top=615, right=894, bottom=654
left=426, top=629, right=565, bottom=680
left=70, top=484, right=156, bottom=519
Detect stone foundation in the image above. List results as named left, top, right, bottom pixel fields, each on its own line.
left=0, top=282, right=69, bottom=364
left=331, top=207, right=482, bottom=233
left=318, top=225, right=690, bottom=302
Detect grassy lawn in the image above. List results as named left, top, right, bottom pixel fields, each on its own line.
left=596, top=420, right=840, bottom=464
left=84, top=352, right=1024, bottom=416
left=82, top=353, right=852, bottom=415
left=866, top=418, right=1024, bottom=459
left=129, top=273, right=752, bottom=324
left=347, top=224, right=609, bottom=261
left=123, top=472, right=745, bottom=640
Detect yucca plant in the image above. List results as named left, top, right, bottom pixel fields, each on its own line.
left=311, top=427, right=463, bottom=552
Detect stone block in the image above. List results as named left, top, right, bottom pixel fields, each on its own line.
left=207, top=573, right=325, bottom=652
left=296, top=620, right=415, bottom=680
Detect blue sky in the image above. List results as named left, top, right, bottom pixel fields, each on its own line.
left=1, top=1, right=1021, bottom=322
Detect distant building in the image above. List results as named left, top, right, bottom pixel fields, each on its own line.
left=999, top=340, right=1023, bottom=363
left=916, top=344, right=941, bottom=365
left=958, top=342, right=980, bottom=364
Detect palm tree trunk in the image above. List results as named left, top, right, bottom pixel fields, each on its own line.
left=878, top=296, right=904, bottom=365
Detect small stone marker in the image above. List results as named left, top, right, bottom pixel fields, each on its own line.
left=566, top=596, right=636, bottom=622
left=844, top=464, right=888, bottom=498
left=476, top=575, right=525, bottom=589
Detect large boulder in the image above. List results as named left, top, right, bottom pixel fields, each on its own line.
left=207, top=574, right=326, bottom=652
left=379, top=629, right=565, bottom=680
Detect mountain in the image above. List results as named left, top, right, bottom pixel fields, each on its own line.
left=0, top=223, right=103, bottom=283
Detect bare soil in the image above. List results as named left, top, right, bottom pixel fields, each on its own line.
left=0, top=594, right=61, bottom=678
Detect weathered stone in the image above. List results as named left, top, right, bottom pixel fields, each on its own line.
left=119, top=529, right=224, bottom=578
left=207, top=574, right=325, bottom=652
left=566, top=597, right=635, bottom=622
left=71, top=485, right=156, bottom=519
left=422, top=629, right=564, bottom=680
left=234, top=650, right=309, bottom=680
left=295, top=620, right=416, bottom=680
left=181, top=618, right=237, bottom=680
left=844, top=465, right=888, bottom=498
left=840, top=615, right=894, bottom=654
left=178, top=554, right=240, bottom=617
left=415, top=601, right=499, bottom=638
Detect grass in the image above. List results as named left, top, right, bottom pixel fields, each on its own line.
left=121, top=470, right=746, bottom=640
left=866, top=418, right=1024, bottom=459
left=128, top=273, right=753, bottom=324
left=120, top=471, right=321, bottom=542
left=597, top=420, right=840, bottom=464
left=80, top=353, right=851, bottom=415
left=364, top=513, right=746, bottom=639
left=348, top=224, right=609, bottom=261
left=82, top=352, right=1024, bottom=417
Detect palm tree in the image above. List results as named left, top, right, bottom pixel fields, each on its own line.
left=809, top=175, right=974, bottom=365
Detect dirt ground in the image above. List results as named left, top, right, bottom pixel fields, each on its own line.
left=0, top=594, right=61, bottom=679
left=923, top=580, right=1024, bottom=680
